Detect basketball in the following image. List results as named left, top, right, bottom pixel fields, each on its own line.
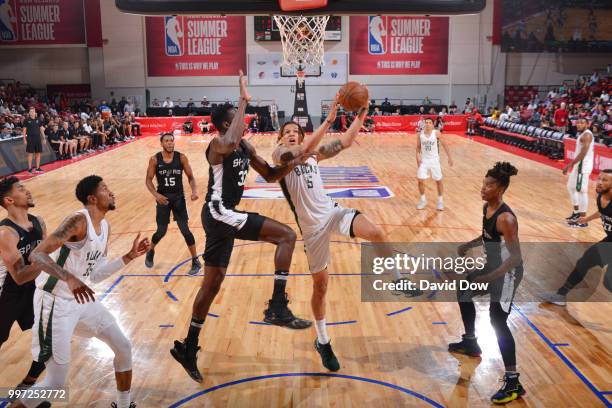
left=338, top=81, right=369, bottom=112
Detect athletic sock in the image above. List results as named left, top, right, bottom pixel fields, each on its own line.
left=557, top=284, right=572, bottom=296
left=438, top=196, right=443, bottom=203
left=420, top=195, right=426, bottom=201
left=116, top=390, right=130, bottom=408
left=272, top=270, right=289, bottom=301
left=186, top=317, right=204, bottom=348
left=315, top=319, right=330, bottom=344
left=463, top=334, right=476, bottom=340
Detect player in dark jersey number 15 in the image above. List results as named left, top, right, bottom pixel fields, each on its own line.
left=171, top=71, right=312, bottom=383
left=145, top=133, right=201, bottom=275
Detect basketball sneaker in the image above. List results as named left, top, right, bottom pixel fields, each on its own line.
left=436, top=199, right=444, bottom=211
left=448, top=334, right=482, bottom=357
left=541, top=291, right=567, bottom=306
left=111, top=403, right=136, bottom=408
left=491, top=372, right=526, bottom=404
left=170, top=339, right=203, bottom=383
left=263, top=293, right=312, bottom=329
left=314, top=339, right=340, bottom=372
left=144, top=250, right=154, bottom=268
left=565, top=212, right=579, bottom=221
left=188, top=257, right=201, bottom=276
left=568, top=220, right=588, bottom=228
left=416, top=196, right=427, bottom=210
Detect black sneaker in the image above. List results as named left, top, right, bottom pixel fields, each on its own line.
left=391, top=279, right=424, bottom=298
left=314, top=339, right=340, bottom=371
left=188, top=258, right=201, bottom=276
left=565, top=212, right=579, bottom=221
left=448, top=334, right=482, bottom=357
left=491, top=373, right=526, bottom=404
left=263, top=293, right=312, bottom=329
left=8, top=381, right=35, bottom=402
left=28, top=168, right=34, bottom=174
left=35, top=168, right=44, bottom=173
left=170, top=339, right=203, bottom=383
left=36, top=403, right=52, bottom=408
left=110, top=402, right=136, bottom=408
left=144, top=250, right=154, bottom=268
left=568, top=220, right=588, bottom=228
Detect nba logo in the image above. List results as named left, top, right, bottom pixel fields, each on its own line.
left=0, top=0, right=17, bottom=42
left=164, top=16, right=184, bottom=56
left=368, top=16, right=387, bottom=55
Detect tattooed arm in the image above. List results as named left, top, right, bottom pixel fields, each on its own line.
left=316, top=107, right=367, bottom=161
left=0, top=227, right=43, bottom=285
left=29, top=213, right=95, bottom=303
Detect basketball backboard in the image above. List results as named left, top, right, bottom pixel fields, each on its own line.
left=115, top=0, right=485, bottom=15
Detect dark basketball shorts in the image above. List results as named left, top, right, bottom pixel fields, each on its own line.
left=202, top=201, right=266, bottom=268
left=156, top=193, right=189, bottom=225
left=458, top=265, right=524, bottom=313
left=0, top=284, right=36, bottom=344
left=26, top=136, right=43, bottom=154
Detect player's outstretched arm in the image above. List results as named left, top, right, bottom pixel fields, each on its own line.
left=272, top=95, right=340, bottom=166
left=247, top=141, right=304, bottom=182
left=181, top=154, right=199, bottom=201
left=89, top=228, right=150, bottom=284
left=316, top=107, right=367, bottom=162
left=212, top=70, right=251, bottom=155
left=30, top=213, right=96, bottom=303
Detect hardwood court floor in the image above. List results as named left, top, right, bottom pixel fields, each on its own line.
left=1, top=132, right=610, bottom=407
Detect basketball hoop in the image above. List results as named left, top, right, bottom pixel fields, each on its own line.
left=274, top=14, right=329, bottom=85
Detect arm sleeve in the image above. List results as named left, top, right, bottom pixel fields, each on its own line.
left=90, top=257, right=126, bottom=284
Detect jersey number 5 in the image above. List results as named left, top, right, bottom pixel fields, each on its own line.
left=306, top=174, right=313, bottom=189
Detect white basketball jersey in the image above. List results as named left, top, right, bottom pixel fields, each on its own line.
left=574, top=130, right=594, bottom=174
left=420, top=130, right=440, bottom=162
left=280, top=157, right=337, bottom=234
left=36, top=209, right=109, bottom=299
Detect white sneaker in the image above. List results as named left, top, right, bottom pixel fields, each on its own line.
left=417, top=197, right=427, bottom=210
left=437, top=201, right=444, bottom=211
left=541, top=291, right=566, bottom=306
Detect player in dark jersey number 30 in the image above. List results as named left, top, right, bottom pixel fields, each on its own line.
left=171, top=71, right=312, bottom=383
left=0, top=177, right=47, bottom=396
left=145, top=133, right=201, bottom=275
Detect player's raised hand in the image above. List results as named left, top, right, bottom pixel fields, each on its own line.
left=238, top=70, right=251, bottom=102
left=126, top=233, right=151, bottom=261
left=66, top=274, right=96, bottom=304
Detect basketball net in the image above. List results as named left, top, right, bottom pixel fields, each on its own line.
left=274, top=14, right=329, bottom=85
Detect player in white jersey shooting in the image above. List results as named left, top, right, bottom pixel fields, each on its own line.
left=564, top=117, right=595, bottom=228
left=13, top=175, right=150, bottom=408
left=416, top=117, right=453, bottom=211
left=272, top=93, right=420, bottom=372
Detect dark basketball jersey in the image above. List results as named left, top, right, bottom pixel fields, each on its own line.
left=482, top=202, right=521, bottom=269
left=155, top=151, right=184, bottom=195
left=205, top=139, right=251, bottom=209
left=0, top=215, right=43, bottom=294
left=597, top=194, right=612, bottom=242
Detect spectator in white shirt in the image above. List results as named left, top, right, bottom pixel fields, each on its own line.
left=162, top=97, right=174, bottom=108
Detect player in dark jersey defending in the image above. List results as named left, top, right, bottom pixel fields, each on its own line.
left=448, top=162, right=526, bottom=405
left=171, top=71, right=311, bottom=383
left=543, top=169, right=612, bottom=305
left=0, top=177, right=93, bottom=401
left=145, top=133, right=201, bottom=275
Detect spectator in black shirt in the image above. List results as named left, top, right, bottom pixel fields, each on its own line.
left=47, top=123, right=65, bottom=158
left=381, top=98, right=391, bottom=107
left=23, top=108, right=45, bottom=173
left=60, top=121, right=77, bottom=158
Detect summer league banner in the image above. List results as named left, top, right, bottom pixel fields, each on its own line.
left=0, top=0, right=85, bottom=46
left=361, top=242, right=612, bottom=302
left=248, top=52, right=347, bottom=86
left=349, top=16, right=449, bottom=75
left=145, top=16, right=246, bottom=77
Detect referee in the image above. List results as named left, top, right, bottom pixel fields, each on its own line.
left=22, top=108, right=46, bottom=174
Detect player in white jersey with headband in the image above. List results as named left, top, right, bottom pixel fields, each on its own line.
left=564, top=117, right=595, bottom=228
left=272, top=94, right=421, bottom=372
left=13, top=175, right=150, bottom=408
left=416, top=117, right=453, bottom=211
